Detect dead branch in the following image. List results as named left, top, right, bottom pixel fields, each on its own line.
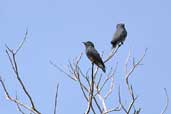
left=160, top=88, right=169, bottom=114
left=104, top=46, right=119, bottom=63
left=125, top=48, right=147, bottom=86
left=50, top=61, right=76, bottom=81
left=118, top=86, right=128, bottom=113
left=93, top=46, right=119, bottom=79
left=119, top=48, right=147, bottom=114
left=0, top=30, right=41, bottom=114
left=5, top=47, right=40, bottom=114
left=104, top=76, right=114, bottom=100
left=15, top=28, right=28, bottom=54
left=103, top=105, right=121, bottom=114
left=97, top=92, right=108, bottom=112
left=50, top=43, right=151, bottom=114
left=51, top=46, right=121, bottom=114
left=16, top=93, right=26, bottom=114
left=125, top=48, right=147, bottom=99
left=0, top=76, right=39, bottom=114
left=85, top=63, right=95, bottom=114
left=54, top=83, right=59, bottom=114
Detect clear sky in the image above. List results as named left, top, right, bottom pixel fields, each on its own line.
left=0, top=0, right=170, bottom=114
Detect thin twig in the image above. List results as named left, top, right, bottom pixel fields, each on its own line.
left=50, top=61, right=76, bottom=81
left=16, top=93, right=25, bottom=114
left=78, top=72, right=96, bottom=114
left=118, top=86, right=128, bottom=113
left=54, top=83, right=59, bottom=114
left=103, top=105, right=121, bottom=114
left=77, top=73, right=89, bottom=101
left=125, top=49, right=131, bottom=74
left=104, top=63, right=118, bottom=99
left=85, top=63, right=94, bottom=114
left=104, top=46, right=119, bottom=63
left=93, top=46, right=119, bottom=79
left=104, top=76, right=114, bottom=100
left=95, top=75, right=113, bottom=96
left=97, top=93, right=108, bottom=113
left=127, top=97, right=137, bottom=114
left=125, top=48, right=147, bottom=82
left=15, top=28, right=28, bottom=54
left=160, top=88, right=169, bottom=114
left=93, top=97, right=103, bottom=113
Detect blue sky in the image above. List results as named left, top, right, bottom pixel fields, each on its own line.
left=0, top=0, right=170, bottom=114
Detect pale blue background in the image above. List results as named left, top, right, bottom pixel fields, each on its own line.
left=0, top=0, right=170, bottom=114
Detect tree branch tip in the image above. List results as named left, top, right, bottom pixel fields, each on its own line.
left=5, top=44, right=13, bottom=53
left=145, top=48, right=148, bottom=51
left=25, top=28, right=28, bottom=35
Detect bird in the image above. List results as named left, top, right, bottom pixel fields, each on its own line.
left=111, top=23, right=127, bottom=48
left=83, top=41, right=106, bottom=73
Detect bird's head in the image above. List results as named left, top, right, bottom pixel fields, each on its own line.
left=83, top=41, right=95, bottom=48
left=116, top=23, right=125, bottom=28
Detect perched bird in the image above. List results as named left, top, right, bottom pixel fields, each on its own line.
left=111, top=23, right=127, bottom=48
left=83, top=41, right=106, bottom=72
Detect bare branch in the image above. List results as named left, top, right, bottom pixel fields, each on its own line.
left=0, top=76, right=39, bottom=114
left=93, top=97, right=103, bottom=113
left=54, top=83, right=59, bottom=114
left=103, top=105, right=121, bottom=114
left=125, top=48, right=147, bottom=98
left=6, top=50, right=16, bottom=72
left=118, top=86, right=128, bottom=114
left=121, top=49, right=148, bottom=114
left=77, top=73, right=89, bottom=101
left=104, top=46, right=119, bottom=63
left=104, top=63, right=118, bottom=100
left=104, top=76, right=114, bottom=100
left=95, top=75, right=113, bottom=96
left=97, top=74, right=103, bottom=89
left=15, top=28, right=28, bottom=54
left=16, top=104, right=25, bottom=114
left=93, top=46, right=119, bottom=79
left=125, top=48, right=147, bottom=82
left=127, top=97, right=137, bottom=114
left=4, top=33, right=40, bottom=114
left=124, top=49, right=131, bottom=74
left=51, top=40, right=148, bottom=114
left=0, top=76, right=10, bottom=100
left=9, top=52, right=39, bottom=113
left=16, top=94, right=26, bottom=114
left=134, top=108, right=141, bottom=114
left=85, top=63, right=94, bottom=114
left=97, top=93, right=108, bottom=113
left=77, top=72, right=96, bottom=114
left=50, top=61, right=76, bottom=81
left=118, top=81, right=138, bottom=114
left=160, top=88, right=169, bottom=114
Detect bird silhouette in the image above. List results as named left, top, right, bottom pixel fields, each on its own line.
left=83, top=41, right=106, bottom=73
left=111, top=23, right=127, bottom=48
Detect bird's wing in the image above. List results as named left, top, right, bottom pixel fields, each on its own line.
left=87, top=48, right=105, bottom=67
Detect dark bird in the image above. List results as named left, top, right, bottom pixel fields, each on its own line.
left=83, top=41, right=106, bottom=73
left=111, top=23, right=127, bottom=48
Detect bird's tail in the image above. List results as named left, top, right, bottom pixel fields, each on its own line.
left=101, top=66, right=106, bottom=73
left=98, top=63, right=106, bottom=73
